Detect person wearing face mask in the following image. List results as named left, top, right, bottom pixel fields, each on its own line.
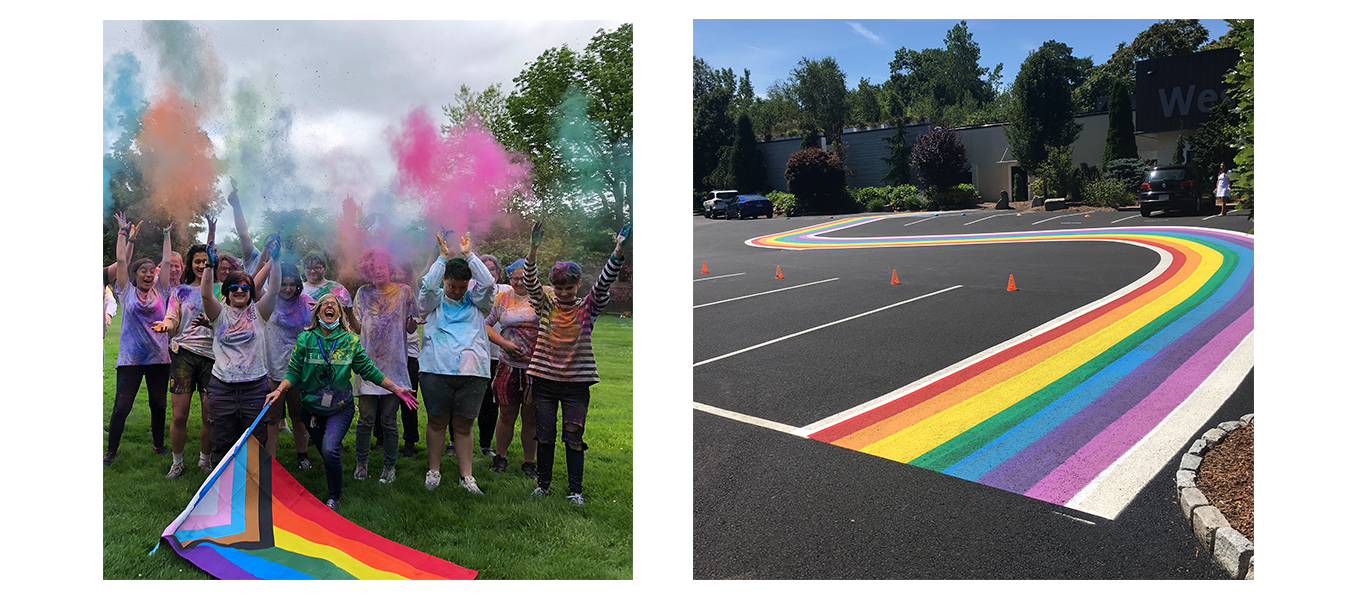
left=267, top=294, right=415, bottom=510
left=105, top=213, right=174, bottom=466
left=416, top=232, right=495, bottom=494
left=521, top=221, right=629, bottom=506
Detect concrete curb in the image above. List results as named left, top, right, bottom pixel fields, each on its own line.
left=1175, top=413, right=1255, bottom=579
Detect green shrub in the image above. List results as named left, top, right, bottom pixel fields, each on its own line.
left=1081, top=177, right=1132, bottom=208
left=767, top=190, right=798, bottom=216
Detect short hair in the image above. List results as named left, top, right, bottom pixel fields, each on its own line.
left=444, top=257, right=471, bottom=281
left=221, top=270, right=257, bottom=304
left=358, top=248, right=393, bottom=280
left=550, top=261, right=582, bottom=287
left=480, top=254, right=500, bottom=282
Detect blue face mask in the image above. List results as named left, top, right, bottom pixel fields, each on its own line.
left=320, top=318, right=340, bottom=330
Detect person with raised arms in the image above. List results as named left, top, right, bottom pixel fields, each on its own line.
left=105, top=213, right=173, bottom=466
left=266, top=294, right=416, bottom=510
left=522, top=221, right=629, bottom=506
left=416, top=232, right=495, bottom=494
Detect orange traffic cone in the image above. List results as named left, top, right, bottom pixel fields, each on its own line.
left=891, top=269, right=900, bottom=285
left=775, top=265, right=784, bottom=279
left=1007, top=274, right=1018, bottom=291
left=701, top=261, right=709, bottom=274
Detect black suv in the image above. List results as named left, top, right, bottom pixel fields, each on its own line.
left=1138, top=164, right=1212, bottom=217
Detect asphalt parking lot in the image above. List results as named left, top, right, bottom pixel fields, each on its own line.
left=693, top=208, right=1254, bottom=578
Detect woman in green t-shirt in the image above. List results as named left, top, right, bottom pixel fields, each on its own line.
left=266, top=294, right=416, bottom=510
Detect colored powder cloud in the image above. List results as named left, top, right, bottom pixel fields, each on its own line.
left=133, top=85, right=220, bottom=227
left=389, top=107, right=533, bottom=237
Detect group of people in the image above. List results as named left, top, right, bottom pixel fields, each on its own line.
left=105, top=185, right=631, bottom=510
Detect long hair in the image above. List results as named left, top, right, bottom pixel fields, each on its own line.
left=305, top=293, right=355, bottom=333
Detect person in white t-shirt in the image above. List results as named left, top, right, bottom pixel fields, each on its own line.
left=199, top=243, right=277, bottom=466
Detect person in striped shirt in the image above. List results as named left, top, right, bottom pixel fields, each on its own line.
left=523, top=221, right=629, bottom=505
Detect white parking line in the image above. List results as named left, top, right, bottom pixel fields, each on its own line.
left=695, top=272, right=746, bottom=282
left=693, top=402, right=797, bottom=434
left=963, top=214, right=1001, bottom=226
left=904, top=216, right=938, bottom=227
left=694, top=278, right=840, bottom=309
left=1111, top=215, right=1140, bottom=224
left=693, top=285, right=963, bottom=367
left=1032, top=215, right=1064, bottom=225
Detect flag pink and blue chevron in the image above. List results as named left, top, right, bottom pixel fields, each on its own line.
left=749, top=216, right=1253, bottom=517
left=161, top=434, right=477, bottom=580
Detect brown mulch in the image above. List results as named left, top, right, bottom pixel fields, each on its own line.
left=1196, top=422, right=1255, bottom=542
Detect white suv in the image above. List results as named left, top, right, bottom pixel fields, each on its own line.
left=702, top=190, right=739, bottom=219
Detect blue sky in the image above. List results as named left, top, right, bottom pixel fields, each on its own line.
left=693, top=19, right=1234, bottom=95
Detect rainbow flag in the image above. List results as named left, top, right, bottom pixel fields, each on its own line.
left=159, top=417, right=476, bottom=580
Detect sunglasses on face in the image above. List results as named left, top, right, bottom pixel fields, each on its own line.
left=227, top=284, right=252, bottom=293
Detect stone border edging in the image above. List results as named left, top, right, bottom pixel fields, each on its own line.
left=1175, top=413, right=1255, bottom=579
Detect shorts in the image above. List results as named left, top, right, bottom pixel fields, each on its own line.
left=419, top=372, right=489, bottom=420
left=169, top=349, right=215, bottom=395
left=492, top=363, right=530, bottom=407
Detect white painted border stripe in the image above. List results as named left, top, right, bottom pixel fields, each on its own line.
left=693, top=278, right=839, bottom=309
left=794, top=239, right=1172, bottom=437
left=695, top=272, right=745, bottom=282
left=693, top=402, right=799, bottom=434
left=693, top=285, right=963, bottom=368
left=1066, top=331, right=1254, bottom=519
left=963, top=214, right=1001, bottom=226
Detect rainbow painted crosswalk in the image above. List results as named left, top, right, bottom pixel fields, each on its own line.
left=748, top=215, right=1253, bottom=518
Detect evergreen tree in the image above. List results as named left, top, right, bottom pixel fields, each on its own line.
left=1102, top=79, right=1137, bottom=166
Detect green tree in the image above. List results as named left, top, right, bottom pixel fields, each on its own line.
left=885, top=21, right=1003, bottom=126
left=1072, top=19, right=1210, bottom=112
left=708, top=112, right=766, bottom=193
left=693, top=88, right=735, bottom=188
left=1222, top=19, right=1254, bottom=217
left=789, top=57, right=849, bottom=158
left=1102, top=79, right=1138, bottom=166
left=1006, top=41, right=1084, bottom=175
left=879, top=129, right=910, bottom=186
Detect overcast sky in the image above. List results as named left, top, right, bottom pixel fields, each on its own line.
left=103, top=20, right=624, bottom=222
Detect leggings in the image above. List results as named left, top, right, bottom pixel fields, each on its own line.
left=108, top=364, right=169, bottom=454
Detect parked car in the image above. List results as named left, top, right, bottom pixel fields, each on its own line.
left=1138, top=164, right=1213, bottom=217
left=702, top=190, right=739, bottom=219
left=725, top=194, right=774, bottom=220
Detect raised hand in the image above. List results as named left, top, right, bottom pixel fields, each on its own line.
left=530, top=220, right=544, bottom=248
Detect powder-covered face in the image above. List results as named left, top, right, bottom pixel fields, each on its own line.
left=508, top=268, right=526, bottom=296
left=226, top=282, right=252, bottom=308
left=280, top=276, right=301, bottom=301
left=169, top=255, right=184, bottom=284
left=554, top=282, right=579, bottom=304
left=305, top=261, right=326, bottom=284
left=135, top=263, right=157, bottom=292
left=318, top=299, right=341, bottom=325
left=443, top=277, right=469, bottom=301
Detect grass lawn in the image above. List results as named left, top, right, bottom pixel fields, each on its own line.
left=102, top=313, right=633, bottom=579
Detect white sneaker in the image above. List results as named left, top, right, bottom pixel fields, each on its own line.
left=459, top=475, right=483, bottom=495
left=425, top=470, right=441, bottom=490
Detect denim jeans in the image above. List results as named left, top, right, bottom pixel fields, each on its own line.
left=532, top=378, right=590, bottom=494
left=356, top=394, right=400, bottom=468
left=206, top=376, right=269, bottom=465
left=301, top=402, right=355, bottom=502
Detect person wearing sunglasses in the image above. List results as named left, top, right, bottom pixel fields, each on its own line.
left=521, top=221, right=629, bottom=506
left=198, top=245, right=275, bottom=467
left=267, top=294, right=416, bottom=510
